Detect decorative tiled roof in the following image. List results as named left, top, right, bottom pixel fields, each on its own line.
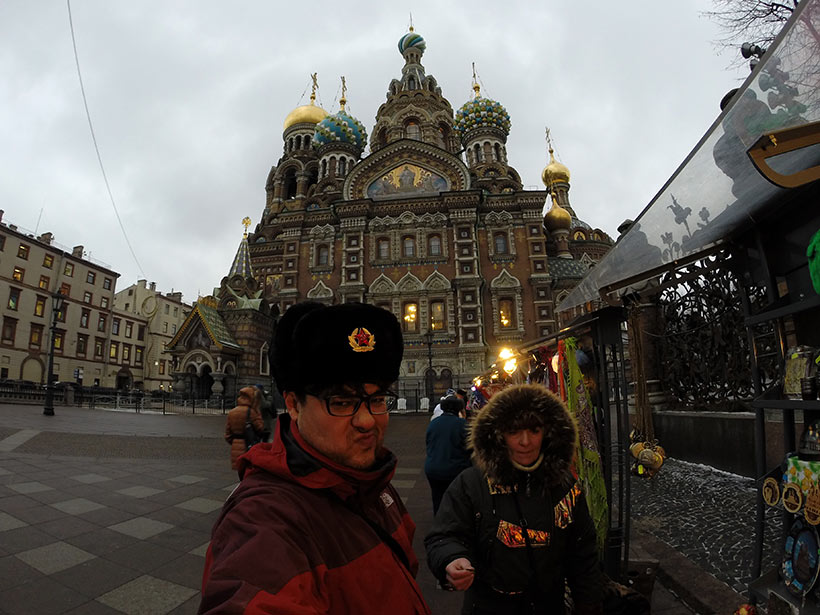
left=195, top=302, right=242, bottom=350
left=549, top=257, right=589, bottom=280
left=229, top=235, right=254, bottom=279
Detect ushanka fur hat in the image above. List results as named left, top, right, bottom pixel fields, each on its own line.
left=469, top=383, right=577, bottom=487
left=271, top=301, right=403, bottom=394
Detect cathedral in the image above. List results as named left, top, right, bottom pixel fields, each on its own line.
left=167, top=28, right=613, bottom=404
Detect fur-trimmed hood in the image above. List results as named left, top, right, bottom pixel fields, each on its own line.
left=469, top=384, right=577, bottom=487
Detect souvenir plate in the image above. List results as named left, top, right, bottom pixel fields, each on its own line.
left=782, top=518, right=820, bottom=596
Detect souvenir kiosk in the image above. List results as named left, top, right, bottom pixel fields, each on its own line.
left=556, top=1, right=820, bottom=609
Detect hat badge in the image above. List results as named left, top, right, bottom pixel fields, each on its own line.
left=348, top=327, right=376, bottom=352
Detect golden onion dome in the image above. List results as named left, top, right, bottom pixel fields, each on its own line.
left=541, top=148, right=571, bottom=186
left=543, top=201, right=572, bottom=232
left=283, top=102, right=328, bottom=131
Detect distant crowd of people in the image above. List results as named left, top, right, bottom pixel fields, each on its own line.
left=201, top=301, right=646, bottom=615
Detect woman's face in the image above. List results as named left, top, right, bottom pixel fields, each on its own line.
left=503, top=427, right=544, bottom=466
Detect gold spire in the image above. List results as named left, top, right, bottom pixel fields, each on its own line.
left=310, top=73, right=318, bottom=105
left=409, top=12, right=414, bottom=32
left=339, top=76, right=347, bottom=111
left=541, top=127, right=571, bottom=186
left=283, top=73, right=328, bottom=130
left=242, top=216, right=252, bottom=238
left=471, top=62, right=481, bottom=98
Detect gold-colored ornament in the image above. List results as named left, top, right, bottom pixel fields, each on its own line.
left=638, top=447, right=664, bottom=471
left=761, top=477, right=781, bottom=507
left=629, top=441, right=646, bottom=458
left=805, top=486, right=820, bottom=525
left=348, top=327, right=375, bottom=353
left=782, top=482, right=804, bottom=514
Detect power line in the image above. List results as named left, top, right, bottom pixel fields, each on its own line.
left=66, top=0, right=146, bottom=279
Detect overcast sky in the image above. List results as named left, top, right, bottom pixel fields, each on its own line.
left=1, top=1, right=750, bottom=305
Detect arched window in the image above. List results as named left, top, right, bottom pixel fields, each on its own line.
left=260, top=342, right=270, bottom=376
left=574, top=231, right=586, bottom=241
left=430, top=300, right=445, bottom=331
left=499, top=298, right=515, bottom=328
left=378, top=238, right=390, bottom=260
left=284, top=168, right=297, bottom=200
left=473, top=143, right=481, bottom=163
left=428, top=234, right=442, bottom=256
left=287, top=138, right=293, bottom=152
left=403, top=236, right=416, bottom=257
left=339, top=158, right=347, bottom=176
left=304, top=135, right=311, bottom=149
left=494, top=233, right=508, bottom=255
left=408, top=77, right=416, bottom=90
left=321, top=159, right=328, bottom=177
left=295, top=135, right=302, bottom=150
left=494, top=143, right=502, bottom=162
left=406, top=121, right=421, bottom=141
left=317, top=245, right=329, bottom=266
left=378, top=128, right=387, bottom=148
left=402, top=302, right=418, bottom=332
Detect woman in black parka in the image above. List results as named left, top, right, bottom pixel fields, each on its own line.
left=424, top=383, right=603, bottom=615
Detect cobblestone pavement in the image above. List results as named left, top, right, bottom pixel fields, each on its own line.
left=631, top=458, right=781, bottom=597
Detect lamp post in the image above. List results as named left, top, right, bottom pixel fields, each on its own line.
left=43, top=291, right=65, bottom=416
left=423, top=329, right=434, bottom=409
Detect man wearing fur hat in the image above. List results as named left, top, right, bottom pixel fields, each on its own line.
left=199, top=302, right=430, bottom=615
left=425, top=383, right=603, bottom=615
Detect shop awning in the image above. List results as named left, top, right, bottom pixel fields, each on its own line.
left=558, top=0, right=820, bottom=312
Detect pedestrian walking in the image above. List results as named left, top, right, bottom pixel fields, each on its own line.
left=425, top=383, right=603, bottom=615
left=424, top=394, right=471, bottom=515
left=199, top=301, right=431, bottom=615
left=223, top=386, right=266, bottom=473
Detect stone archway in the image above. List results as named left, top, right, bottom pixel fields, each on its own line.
left=20, top=357, right=44, bottom=384
left=199, top=365, right=214, bottom=399
left=116, top=368, right=133, bottom=391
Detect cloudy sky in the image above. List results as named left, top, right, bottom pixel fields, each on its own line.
left=1, top=1, right=750, bottom=304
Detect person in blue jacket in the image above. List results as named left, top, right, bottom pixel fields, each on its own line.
left=424, top=394, right=471, bottom=514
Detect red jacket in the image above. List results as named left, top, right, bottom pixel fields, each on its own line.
left=199, top=415, right=431, bottom=615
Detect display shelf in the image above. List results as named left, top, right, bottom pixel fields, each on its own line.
left=751, top=384, right=820, bottom=410
left=746, top=294, right=820, bottom=326
left=750, top=567, right=820, bottom=614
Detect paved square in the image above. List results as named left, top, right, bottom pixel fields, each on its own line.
left=51, top=498, right=107, bottom=515
left=175, top=497, right=223, bottom=513
left=109, top=517, right=173, bottom=539
left=0, top=511, right=28, bottom=532
left=117, top=486, right=165, bottom=498
left=189, top=542, right=210, bottom=557
left=96, top=574, right=198, bottom=614
left=8, top=481, right=53, bottom=494
left=71, top=473, right=111, bottom=484
left=391, top=479, right=417, bottom=489
left=16, top=540, right=97, bottom=574
left=169, top=474, right=206, bottom=484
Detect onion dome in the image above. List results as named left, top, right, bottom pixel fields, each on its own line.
left=454, top=83, right=511, bottom=140
left=541, top=147, right=571, bottom=186
left=283, top=102, right=327, bottom=130
left=313, top=110, right=367, bottom=149
left=313, top=87, right=367, bottom=150
left=398, top=29, right=426, bottom=55
left=544, top=200, right=572, bottom=232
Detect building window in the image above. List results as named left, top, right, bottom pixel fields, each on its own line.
left=112, top=318, right=120, bottom=335
left=100, top=296, right=109, bottom=308
left=530, top=225, right=541, bottom=236
left=34, top=296, right=46, bottom=317
left=377, top=238, right=390, bottom=260
left=60, top=283, right=71, bottom=297
left=466, top=329, right=476, bottom=342
left=574, top=231, right=586, bottom=241
left=7, top=288, right=20, bottom=311
left=109, top=342, right=118, bottom=361
left=83, top=291, right=92, bottom=304
left=172, top=324, right=177, bottom=334
left=532, top=242, right=542, bottom=253
left=494, top=233, right=508, bottom=255
left=138, top=325, right=145, bottom=341
left=80, top=308, right=89, bottom=328
left=159, top=360, right=166, bottom=375
left=17, top=244, right=29, bottom=259
left=103, top=277, right=112, bottom=290
left=86, top=271, right=96, bottom=284
left=1, top=317, right=17, bottom=344
left=260, top=342, right=270, bottom=376
left=0, top=236, right=4, bottom=251
left=64, top=262, right=74, bottom=276
left=402, top=302, right=418, bottom=332
left=534, top=261, right=545, bottom=271
left=464, top=292, right=475, bottom=303
left=461, top=263, right=472, bottom=274
left=428, top=235, right=442, bottom=256
left=125, top=321, right=133, bottom=338
left=317, top=245, right=329, bottom=266
left=402, top=236, right=415, bottom=258
left=347, top=270, right=358, bottom=281
left=12, top=266, right=24, bottom=282
left=539, top=306, right=552, bottom=319
left=53, top=330, right=64, bottom=352
left=135, top=347, right=143, bottom=365
left=430, top=301, right=445, bottom=331
left=94, top=338, right=104, bottom=359
left=348, top=236, right=359, bottom=247
left=536, top=287, right=548, bottom=299
left=56, top=303, right=67, bottom=323
left=123, top=345, right=131, bottom=364
left=348, top=253, right=358, bottom=264
left=39, top=275, right=49, bottom=289
left=163, top=322, right=168, bottom=333
left=98, top=315, right=107, bottom=332
left=76, top=334, right=88, bottom=356
left=405, top=120, right=421, bottom=140
left=499, top=298, right=515, bottom=328
left=459, top=227, right=470, bottom=239
left=43, top=254, right=54, bottom=268
left=173, top=307, right=178, bottom=316
left=30, top=324, right=43, bottom=349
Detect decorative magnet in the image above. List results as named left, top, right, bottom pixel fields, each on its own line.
left=783, top=482, right=804, bottom=514
left=762, top=477, right=781, bottom=507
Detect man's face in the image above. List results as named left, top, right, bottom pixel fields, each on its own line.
left=285, top=383, right=389, bottom=470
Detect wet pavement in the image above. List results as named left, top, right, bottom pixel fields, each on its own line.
left=0, top=402, right=749, bottom=614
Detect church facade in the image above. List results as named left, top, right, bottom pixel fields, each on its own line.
left=167, top=29, right=612, bottom=404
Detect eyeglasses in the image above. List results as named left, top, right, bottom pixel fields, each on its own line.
left=314, top=391, right=400, bottom=417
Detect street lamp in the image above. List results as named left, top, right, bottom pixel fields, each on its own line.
left=43, top=291, right=65, bottom=416
left=423, top=329, right=434, bottom=409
